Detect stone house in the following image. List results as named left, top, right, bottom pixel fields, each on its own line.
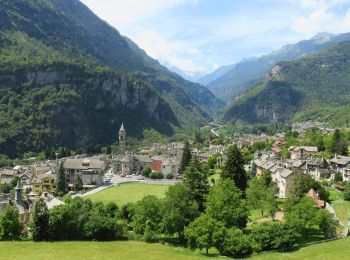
left=330, top=155, right=350, bottom=181
left=306, top=157, right=330, bottom=181
left=288, top=146, right=318, bottom=160
left=271, top=167, right=297, bottom=198
left=63, top=158, right=106, bottom=187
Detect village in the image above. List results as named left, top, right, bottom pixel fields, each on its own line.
left=0, top=121, right=349, bottom=235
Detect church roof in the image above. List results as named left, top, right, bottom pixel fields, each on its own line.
left=121, top=155, right=134, bottom=163
left=119, top=123, right=126, bottom=133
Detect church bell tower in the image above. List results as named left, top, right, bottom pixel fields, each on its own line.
left=119, top=123, right=126, bottom=155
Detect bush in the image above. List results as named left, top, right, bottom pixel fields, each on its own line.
left=150, top=172, right=164, bottom=179
left=344, top=183, right=350, bottom=201
left=218, top=228, right=253, bottom=257
left=166, top=173, right=173, bottom=179
left=334, top=172, right=343, bottom=182
left=250, top=222, right=300, bottom=252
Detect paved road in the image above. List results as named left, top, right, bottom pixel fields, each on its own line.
left=210, top=122, right=223, bottom=137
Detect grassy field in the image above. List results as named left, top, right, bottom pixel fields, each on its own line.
left=0, top=241, right=215, bottom=260
left=0, top=237, right=349, bottom=260
left=85, top=183, right=170, bottom=205
left=251, top=237, right=350, bottom=260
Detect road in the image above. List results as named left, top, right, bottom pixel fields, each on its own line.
left=210, top=122, right=223, bottom=137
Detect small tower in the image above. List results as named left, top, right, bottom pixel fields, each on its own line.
left=119, top=123, right=126, bottom=155
left=15, top=180, right=22, bottom=202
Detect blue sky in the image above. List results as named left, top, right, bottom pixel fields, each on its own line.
left=81, top=0, right=350, bottom=75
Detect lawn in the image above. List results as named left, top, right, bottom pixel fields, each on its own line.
left=0, top=241, right=217, bottom=260
left=85, top=183, right=170, bottom=205
left=251, top=237, right=350, bottom=260
left=332, top=199, right=350, bottom=226
left=0, top=237, right=349, bottom=260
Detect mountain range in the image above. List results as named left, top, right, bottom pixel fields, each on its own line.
left=202, top=32, right=350, bottom=103
left=221, top=41, right=350, bottom=127
left=0, top=0, right=223, bottom=157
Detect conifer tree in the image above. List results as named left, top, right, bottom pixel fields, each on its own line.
left=221, top=145, right=247, bottom=193
left=56, top=162, right=67, bottom=195
left=32, top=198, right=50, bottom=241
left=179, top=141, right=192, bottom=174
left=183, top=157, right=209, bottom=211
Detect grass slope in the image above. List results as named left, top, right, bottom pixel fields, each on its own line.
left=0, top=241, right=214, bottom=260
left=85, top=183, right=170, bottom=205
left=251, top=237, right=350, bottom=260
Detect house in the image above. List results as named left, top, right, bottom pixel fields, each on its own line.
left=306, top=158, right=330, bottom=181
left=113, top=154, right=152, bottom=175
left=288, top=146, right=318, bottom=160
left=271, top=167, right=297, bottom=198
left=19, top=171, right=33, bottom=186
left=0, top=169, right=16, bottom=184
left=12, top=181, right=34, bottom=227
left=63, top=158, right=106, bottom=187
left=40, top=192, right=64, bottom=210
left=330, top=155, right=350, bottom=180
left=31, top=171, right=56, bottom=195
left=306, top=188, right=325, bottom=208
left=254, top=159, right=276, bottom=177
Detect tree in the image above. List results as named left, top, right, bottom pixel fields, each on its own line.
left=131, top=196, right=163, bottom=235
left=162, top=184, right=199, bottom=239
left=179, top=141, right=192, bottom=174
left=330, top=129, right=347, bottom=155
left=250, top=222, right=300, bottom=252
left=285, top=196, right=318, bottom=238
left=73, top=175, right=83, bottom=192
left=246, top=177, right=277, bottom=218
left=141, top=167, right=151, bottom=178
left=221, top=145, right=247, bottom=193
left=184, top=214, right=226, bottom=255
left=56, top=162, right=67, bottom=195
left=205, top=179, right=248, bottom=228
left=0, top=206, right=22, bottom=240
left=218, top=228, right=253, bottom=257
left=334, top=172, right=343, bottom=183
left=183, top=157, right=209, bottom=211
left=344, top=183, right=350, bottom=201
left=32, top=198, right=50, bottom=241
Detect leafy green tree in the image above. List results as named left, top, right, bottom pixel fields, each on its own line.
left=184, top=214, right=226, bottom=255
left=330, top=129, right=348, bottom=155
left=183, top=157, right=209, bottom=211
left=344, top=183, right=350, bottom=201
left=141, top=167, right=151, bottom=178
left=131, top=196, right=163, bottom=235
left=285, top=196, right=318, bottom=238
left=179, top=141, right=192, bottom=174
left=205, top=179, right=248, bottom=228
left=162, top=184, right=199, bottom=239
left=56, top=162, right=67, bottom=195
left=317, top=209, right=337, bottom=238
left=221, top=145, right=247, bottom=193
left=32, top=198, right=50, bottom=241
left=218, top=228, right=253, bottom=257
left=250, top=222, right=300, bottom=252
left=334, top=172, right=343, bottom=183
left=73, top=175, right=83, bottom=192
left=246, top=177, right=278, bottom=218
left=0, top=206, right=22, bottom=240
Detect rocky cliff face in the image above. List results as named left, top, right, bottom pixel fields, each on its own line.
left=0, top=65, right=178, bottom=157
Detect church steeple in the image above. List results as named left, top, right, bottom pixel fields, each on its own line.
left=15, top=180, right=22, bottom=202
left=119, top=123, right=126, bottom=155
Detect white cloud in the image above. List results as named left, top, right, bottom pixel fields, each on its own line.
left=81, top=0, right=197, bottom=31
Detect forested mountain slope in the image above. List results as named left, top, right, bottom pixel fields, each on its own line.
left=221, top=41, right=350, bottom=127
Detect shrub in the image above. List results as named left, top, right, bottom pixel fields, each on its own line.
left=166, top=173, right=173, bottom=179
left=250, top=222, right=300, bottom=252
left=218, top=228, right=253, bottom=257
left=344, top=183, right=350, bottom=201
left=150, top=172, right=164, bottom=179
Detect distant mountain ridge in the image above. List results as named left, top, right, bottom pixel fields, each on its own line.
left=0, top=0, right=223, bottom=157
left=221, top=41, right=350, bottom=127
left=204, top=32, right=350, bottom=103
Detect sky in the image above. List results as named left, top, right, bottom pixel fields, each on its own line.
left=80, top=0, right=350, bottom=76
